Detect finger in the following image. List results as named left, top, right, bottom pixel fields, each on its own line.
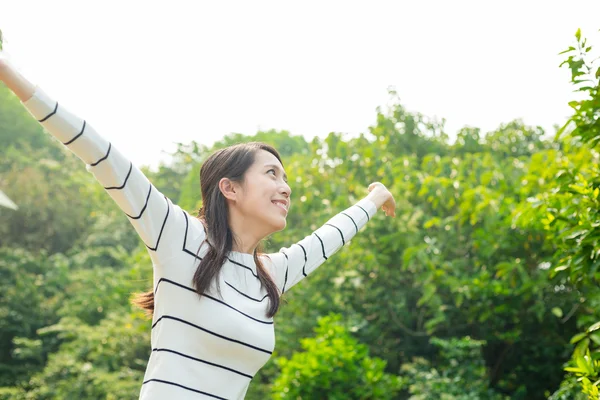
left=368, top=182, right=382, bottom=192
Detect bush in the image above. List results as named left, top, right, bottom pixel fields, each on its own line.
left=272, top=314, right=402, bottom=399
left=400, top=336, right=508, bottom=400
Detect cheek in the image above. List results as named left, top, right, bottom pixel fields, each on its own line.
left=244, top=178, right=273, bottom=206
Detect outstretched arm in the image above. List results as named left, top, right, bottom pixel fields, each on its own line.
left=0, top=53, right=204, bottom=265
left=0, top=55, right=35, bottom=101
left=266, top=182, right=396, bottom=293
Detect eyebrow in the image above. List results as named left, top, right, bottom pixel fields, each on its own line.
left=265, top=164, right=288, bottom=181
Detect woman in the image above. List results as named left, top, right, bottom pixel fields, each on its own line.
left=0, top=47, right=396, bottom=399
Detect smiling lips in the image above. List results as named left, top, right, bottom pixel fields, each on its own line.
left=272, top=199, right=289, bottom=214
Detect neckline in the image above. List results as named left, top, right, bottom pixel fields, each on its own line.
left=227, top=251, right=257, bottom=274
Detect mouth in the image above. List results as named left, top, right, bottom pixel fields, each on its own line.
left=272, top=200, right=289, bottom=214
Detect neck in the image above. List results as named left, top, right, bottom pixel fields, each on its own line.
left=228, top=210, right=265, bottom=255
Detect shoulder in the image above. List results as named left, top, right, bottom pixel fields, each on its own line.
left=258, top=253, right=279, bottom=278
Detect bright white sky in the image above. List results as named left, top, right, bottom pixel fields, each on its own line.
left=1, top=1, right=599, bottom=169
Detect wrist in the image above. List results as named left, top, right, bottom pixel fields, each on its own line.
left=0, top=59, right=16, bottom=84
left=366, top=190, right=386, bottom=209
left=0, top=61, right=10, bottom=81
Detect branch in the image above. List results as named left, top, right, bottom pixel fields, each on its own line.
left=561, top=303, right=580, bottom=324
left=387, top=304, right=429, bottom=337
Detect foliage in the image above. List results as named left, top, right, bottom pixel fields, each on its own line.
left=557, top=28, right=600, bottom=146
left=400, top=336, right=508, bottom=399
left=517, top=28, right=600, bottom=399
left=7, top=312, right=149, bottom=400
left=272, top=314, right=402, bottom=399
left=0, top=248, right=68, bottom=386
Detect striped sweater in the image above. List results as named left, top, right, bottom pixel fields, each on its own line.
left=23, top=87, right=377, bottom=399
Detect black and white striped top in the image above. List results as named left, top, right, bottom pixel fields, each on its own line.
left=23, top=87, right=377, bottom=400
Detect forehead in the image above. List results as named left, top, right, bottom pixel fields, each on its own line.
left=253, top=149, right=286, bottom=173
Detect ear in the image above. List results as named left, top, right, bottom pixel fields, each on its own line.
left=218, top=177, right=239, bottom=202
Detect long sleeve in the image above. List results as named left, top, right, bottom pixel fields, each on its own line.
left=265, top=198, right=377, bottom=293
left=22, top=87, right=203, bottom=264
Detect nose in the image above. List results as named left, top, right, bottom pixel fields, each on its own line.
left=280, top=182, right=292, bottom=198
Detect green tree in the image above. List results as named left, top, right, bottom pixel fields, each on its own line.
left=400, top=337, right=508, bottom=399
left=0, top=248, right=68, bottom=386
left=272, top=314, right=401, bottom=399
left=517, top=28, right=600, bottom=399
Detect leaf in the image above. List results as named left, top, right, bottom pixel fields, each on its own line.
left=559, top=46, right=576, bottom=55
left=571, top=332, right=588, bottom=344
left=588, top=321, right=600, bottom=333
left=553, top=265, right=569, bottom=272
left=417, top=284, right=436, bottom=307
left=576, top=354, right=592, bottom=375
left=423, top=217, right=441, bottom=229
left=565, top=229, right=588, bottom=240
left=564, top=366, right=584, bottom=373
left=575, top=28, right=582, bottom=41
left=551, top=307, right=563, bottom=318
left=575, top=338, right=590, bottom=355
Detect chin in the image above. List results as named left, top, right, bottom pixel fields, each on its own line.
left=270, top=217, right=287, bottom=233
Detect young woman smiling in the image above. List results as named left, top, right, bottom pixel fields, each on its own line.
left=0, top=45, right=396, bottom=399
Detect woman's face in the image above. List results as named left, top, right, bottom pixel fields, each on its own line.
left=237, top=149, right=292, bottom=235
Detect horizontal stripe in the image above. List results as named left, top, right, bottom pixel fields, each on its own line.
left=125, top=184, right=152, bottom=219
left=152, top=315, right=273, bottom=355
left=38, top=101, right=58, bottom=122
left=297, top=243, right=308, bottom=277
left=154, top=277, right=195, bottom=295
left=314, top=232, right=328, bottom=260
left=155, top=278, right=273, bottom=325
left=228, top=257, right=258, bottom=278
left=326, top=223, right=345, bottom=245
left=142, top=379, right=227, bottom=400
left=90, top=142, right=111, bottom=166
left=356, top=204, right=370, bottom=221
left=281, top=251, right=289, bottom=294
left=183, top=210, right=204, bottom=261
left=63, top=120, right=86, bottom=145
left=225, top=281, right=268, bottom=302
left=104, top=161, right=133, bottom=190
left=145, top=195, right=170, bottom=251
left=341, top=212, right=358, bottom=233
left=152, top=348, right=253, bottom=379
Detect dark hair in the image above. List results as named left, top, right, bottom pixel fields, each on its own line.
left=132, top=142, right=283, bottom=318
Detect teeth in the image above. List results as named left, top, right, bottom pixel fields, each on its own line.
left=273, top=201, right=287, bottom=211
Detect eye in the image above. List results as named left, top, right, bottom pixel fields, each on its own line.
left=267, top=169, right=277, bottom=176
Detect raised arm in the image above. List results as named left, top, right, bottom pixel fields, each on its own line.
left=265, top=183, right=395, bottom=293
left=0, top=54, right=203, bottom=265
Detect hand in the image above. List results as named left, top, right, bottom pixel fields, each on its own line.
left=0, top=52, right=10, bottom=74
left=0, top=45, right=36, bottom=101
left=367, top=182, right=396, bottom=217
left=0, top=47, right=12, bottom=79
left=0, top=29, right=14, bottom=79
left=0, top=29, right=7, bottom=70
